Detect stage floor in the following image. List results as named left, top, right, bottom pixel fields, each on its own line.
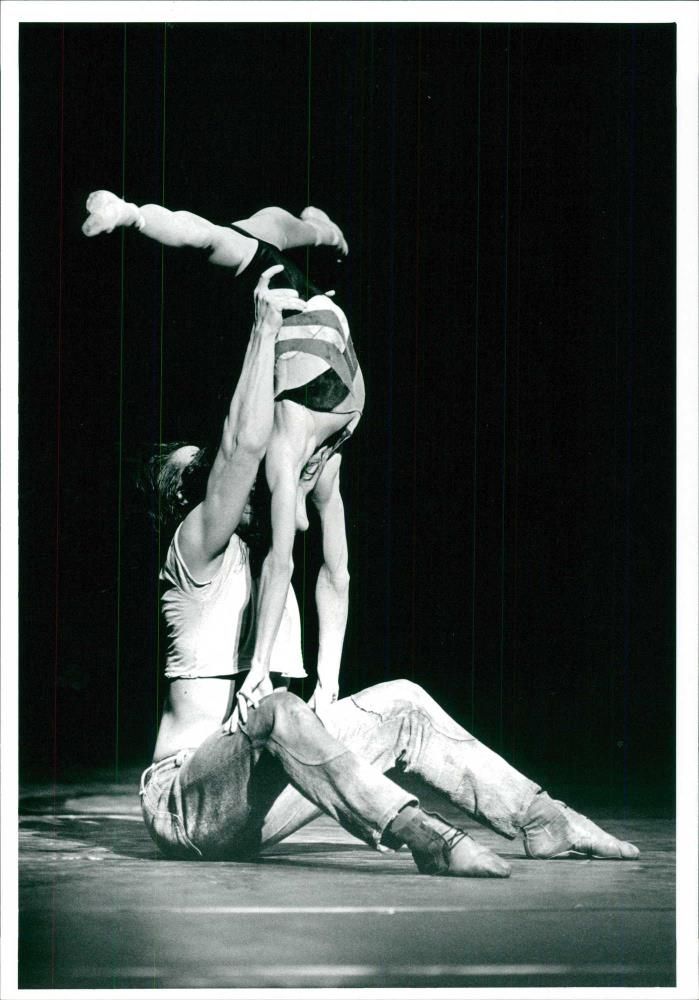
left=18, top=769, right=675, bottom=989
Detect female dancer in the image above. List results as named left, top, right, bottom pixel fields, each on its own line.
left=84, top=191, right=364, bottom=726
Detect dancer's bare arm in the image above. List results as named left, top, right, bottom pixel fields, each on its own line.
left=226, top=403, right=314, bottom=732
left=307, top=455, right=349, bottom=717
left=179, top=266, right=304, bottom=578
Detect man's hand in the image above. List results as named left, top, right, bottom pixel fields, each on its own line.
left=254, top=264, right=305, bottom=336
left=224, top=661, right=273, bottom=734
left=307, top=682, right=339, bottom=724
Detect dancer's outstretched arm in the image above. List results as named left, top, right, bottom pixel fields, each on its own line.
left=307, top=454, right=349, bottom=718
left=179, top=265, right=305, bottom=577
left=226, top=400, right=315, bottom=732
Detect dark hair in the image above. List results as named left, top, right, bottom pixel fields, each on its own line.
left=138, top=442, right=212, bottom=536
left=138, top=443, right=271, bottom=567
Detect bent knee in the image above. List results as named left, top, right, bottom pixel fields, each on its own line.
left=253, top=206, right=288, bottom=221
left=352, top=678, right=429, bottom=714
left=240, top=207, right=292, bottom=249
left=269, top=689, right=308, bottom=723
left=245, top=689, right=299, bottom=739
left=266, top=691, right=343, bottom=764
left=381, top=678, right=426, bottom=701
left=266, top=690, right=321, bottom=740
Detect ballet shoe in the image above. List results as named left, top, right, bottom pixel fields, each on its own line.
left=522, top=792, right=640, bottom=860
left=300, top=206, right=349, bottom=256
left=82, top=190, right=144, bottom=236
left=387, top=806, right=511, bottom=878
left=437, top=830, right=513, bottom=878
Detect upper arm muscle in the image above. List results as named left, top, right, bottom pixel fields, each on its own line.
left=178, top=445, right=261, bottom=576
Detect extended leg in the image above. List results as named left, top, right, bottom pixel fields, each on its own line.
left=520, top=792, right=640, bottom=859
left=322, top=679, right=538, bottom=838
left=235, top=205, right=348, bottom=255
left=321, top=679, right=639, bottom=860
left=83, top=191, right=348, bottom=266
left=82, top=190, right=255, bottom=269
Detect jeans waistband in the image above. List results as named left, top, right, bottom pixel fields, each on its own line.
left=139, top=748, right=194, bottom=796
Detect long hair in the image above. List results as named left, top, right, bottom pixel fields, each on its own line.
left=242, top=467, right=272, bottom=574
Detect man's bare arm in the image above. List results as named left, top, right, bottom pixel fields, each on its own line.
left=178, top=265, right=303, bottom=578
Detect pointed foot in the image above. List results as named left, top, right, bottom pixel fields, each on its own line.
left=82, top=190, right=143, bottom=236
left=300, top=206, right=349, bottom=256
left=441, top=833, right=512, bottom=877
left=522, top=793, right=640, bottom=860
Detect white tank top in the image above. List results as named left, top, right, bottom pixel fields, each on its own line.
left=160, top=525, right=306, bottom=680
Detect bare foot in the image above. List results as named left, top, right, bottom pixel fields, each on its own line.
left=82, top=190, right=145, bottom=236
left=300, top=206, right=349, bottom=256
left=522, top=793, right=640, bottom=860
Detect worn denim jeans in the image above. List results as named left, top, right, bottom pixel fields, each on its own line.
left=140, top=679, right=539, bottom=860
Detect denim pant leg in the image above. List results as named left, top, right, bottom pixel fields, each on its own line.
left=317, top=679, right=540, bottom=839
left=168, top=689, right=416, bottom=859
left=140, top=754, right=203, bottom=859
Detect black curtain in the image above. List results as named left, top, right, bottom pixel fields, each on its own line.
left=19, top=23, right=675, bottom=810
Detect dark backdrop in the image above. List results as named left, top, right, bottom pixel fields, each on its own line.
left=19, top=22, right=675, bottom=810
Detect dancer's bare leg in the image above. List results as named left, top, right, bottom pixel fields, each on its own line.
left=82, top=192, right=348, bottom=271
left=236, top=206, right=348, bottom=255
left=82, top=190, right=254, bottom=269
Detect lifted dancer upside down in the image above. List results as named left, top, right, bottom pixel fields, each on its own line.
left=83, top=191, right=364, bottom=728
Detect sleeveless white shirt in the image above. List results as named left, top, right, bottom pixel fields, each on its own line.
left=160, top=525, right=306, bottom=680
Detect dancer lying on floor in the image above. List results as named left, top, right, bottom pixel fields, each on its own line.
left=137, top=265, right=640, bottom=876
left=83, top=190, right=363, bottom=724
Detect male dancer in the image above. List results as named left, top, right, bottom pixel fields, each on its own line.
left=138, top=263, right=640, bottom=876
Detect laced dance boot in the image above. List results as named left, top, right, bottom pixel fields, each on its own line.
left=521, top=792, right=640, bottom=860
left=385, top=805, right=511, bottom=877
